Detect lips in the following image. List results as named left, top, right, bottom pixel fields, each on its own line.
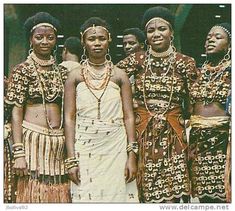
left=207, top=45, right=215, bottom=50
left=152, top=39, right=163, bottom=45
left=93, top=48, right=103, bottom=52
left=40, top=47, right=50, bottom=51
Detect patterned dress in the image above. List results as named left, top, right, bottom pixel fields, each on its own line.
left=4, top=55, right=70, bottom=203
left=189, top=63, right=231, bottom=201
left=117, top=51, right=197, bottom=202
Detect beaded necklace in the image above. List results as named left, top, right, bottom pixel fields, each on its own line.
left=81, top=59, right=112, bottom=119
left=30, top=51, right=55, bottom=66
left=200, top=57, right=231, bottom=105
left=143, top=47, right=176, bottom=120
left=29, top=53, right=64, bottom=130
left=82, top=60, right=111, bottom=90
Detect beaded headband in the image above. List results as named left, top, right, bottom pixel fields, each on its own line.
left=211, top=25, right=231, bottom=38
left=31, top=23, right=57, bottom=32
left=80, top=24, right=112, bottom=43
left=145, top=17, right=171, bottom=29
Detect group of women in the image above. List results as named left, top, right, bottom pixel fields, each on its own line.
left=4, top=6, right=231, bottom=204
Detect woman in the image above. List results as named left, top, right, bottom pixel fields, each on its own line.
left=189, top=23, right=231, bottom=203
left=64, top=17, right=138, bottom=202
left=4, top=12, right=70, bottom=203
left=117, top=6, right=198, bottom=203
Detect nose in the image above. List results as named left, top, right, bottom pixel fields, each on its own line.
left=153, top=29, right=160, bottom=37
left=125, top=43, right=131, bottom=49
left=208, top=36, right=216, bottom=43
left=41, top=37, right=48, bottom=45
left=94, top=39, right=101, bottom=45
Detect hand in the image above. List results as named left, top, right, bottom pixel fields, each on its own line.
left=125, top=152, right=137, bottom=183
left=12, top=157, right=28, bottom=176
left=68, top=166, right=80, bottom=185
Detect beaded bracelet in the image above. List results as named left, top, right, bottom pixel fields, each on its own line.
left=65, top=157, right=79, bottom=170
left=126, top=141, right=139, bottom=156
left=12, top=143, right=25, bottom=159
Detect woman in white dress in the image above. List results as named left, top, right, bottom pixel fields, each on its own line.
left=64, top=17, right=139, bottom=203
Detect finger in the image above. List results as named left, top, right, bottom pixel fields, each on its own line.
left=23, top=168, right=28, bottom=176
left=124, top=167, right=128, bottom=179
left=19, top=170, right=24, bottom=177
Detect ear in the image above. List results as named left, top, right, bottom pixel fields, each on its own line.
left=29, top=37, right=32, bottom=48
left=140, top=43, right=145, bottom=49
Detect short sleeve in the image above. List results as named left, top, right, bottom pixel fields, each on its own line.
left=5, top=64, right=29, bottom=107
left=116, top=53, right=140, bottom=78
left=185, top=57, right=199, bottom=88
left=58, top=64, right=69, bottom=84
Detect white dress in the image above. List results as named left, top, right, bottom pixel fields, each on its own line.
left=71, top=81, right=138, bottom=202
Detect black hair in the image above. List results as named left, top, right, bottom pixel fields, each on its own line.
left=80, top=17, right=111, bottom=34
left=64, top=36, right=82, bottom=57
left=24, top=12, right=61, bottom=38
left=141, top=6, right=175, bottom=30
left=213, top=22, right=231, bottom=39
left=123, top=28, right=146, bottom=44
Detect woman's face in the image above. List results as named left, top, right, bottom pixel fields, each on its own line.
left=205, top=27, right=230, bottom=55
left=83, top=26, right=109, bottom=61
left=30, top=26, right=56, bottom=59
left=146, top=19, right=173, bottom=52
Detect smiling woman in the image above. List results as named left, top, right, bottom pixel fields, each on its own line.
left=4, top=12, right=71, bottom=203
left=117, top=6, right=198, bottom=203
left=64, top=17, right=139, bottom=202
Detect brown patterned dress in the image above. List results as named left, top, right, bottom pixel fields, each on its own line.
left=5, top=55, right=71, bottom=203
left=117, top=51, right=197, bottom=202
left=189, top=63, right=231, bottom=202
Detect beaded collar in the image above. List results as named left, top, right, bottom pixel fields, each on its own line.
left=28, top=52, right=55, bottom=67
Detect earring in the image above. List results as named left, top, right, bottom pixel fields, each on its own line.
left=53, top=45, right=58, bottom=61
left=170, top=35, right=176, bottom=52
left=105, top=48, right=112, bottom=61
left=28, top=43, right=33, bottom=55
left=80, top=46, right=87, bottom=64
left=224, top=47, right=231, bottom=61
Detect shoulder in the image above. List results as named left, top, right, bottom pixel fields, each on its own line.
left=66, top=64, right=83, bottom=82
left=175, top=52, right=196, bottom=64
left=113, top=65, right=128, bottom=78
left=9, top=61, right=32, bottom=78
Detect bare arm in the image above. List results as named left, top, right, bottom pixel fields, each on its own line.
left=12, top=106, right=28, bottom=176
left=118, top=68, right=137, bottom=183
left=64, top=70, right=77, bottom=158
left=64, top=69, right=80, bottom=185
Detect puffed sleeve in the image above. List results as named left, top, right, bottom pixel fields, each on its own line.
left=184, top=57, right=199, bottom=89
left=58, top=64, right=69, bottom=84
left=116, top=52, right=143, bottom=77
left=5, top=63, right=29, bottom=107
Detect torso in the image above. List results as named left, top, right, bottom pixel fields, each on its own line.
left=190, top=63, right=231, bottom=116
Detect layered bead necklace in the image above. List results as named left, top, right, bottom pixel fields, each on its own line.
left=28, top=52, right=64, bottom=130
left=143, top=46, right=176, bottom=121
left=197, top=57, right=231, bottom=105
left=81, top=59, right=112, bottom=119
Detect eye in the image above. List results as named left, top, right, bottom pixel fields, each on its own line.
left=130, top=42, right=136, bottom=45
left=87, top=36, right=95, bottom=41
left=99, top=36, right=107, bottom=41
left=159, top=26, right=168, bottom=31
left=34, top=35, right=43, bottom=40
left=147, top=28, right=155, bottom=33
left=48, top=35, right=55, bottom=40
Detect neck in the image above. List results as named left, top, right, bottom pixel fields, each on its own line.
left=207, top=51, right=227, bottom=66
left=88, top=57, right=106, bottom=66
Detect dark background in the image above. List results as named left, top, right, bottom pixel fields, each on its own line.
left=4, top=4, right=231, bottom=76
